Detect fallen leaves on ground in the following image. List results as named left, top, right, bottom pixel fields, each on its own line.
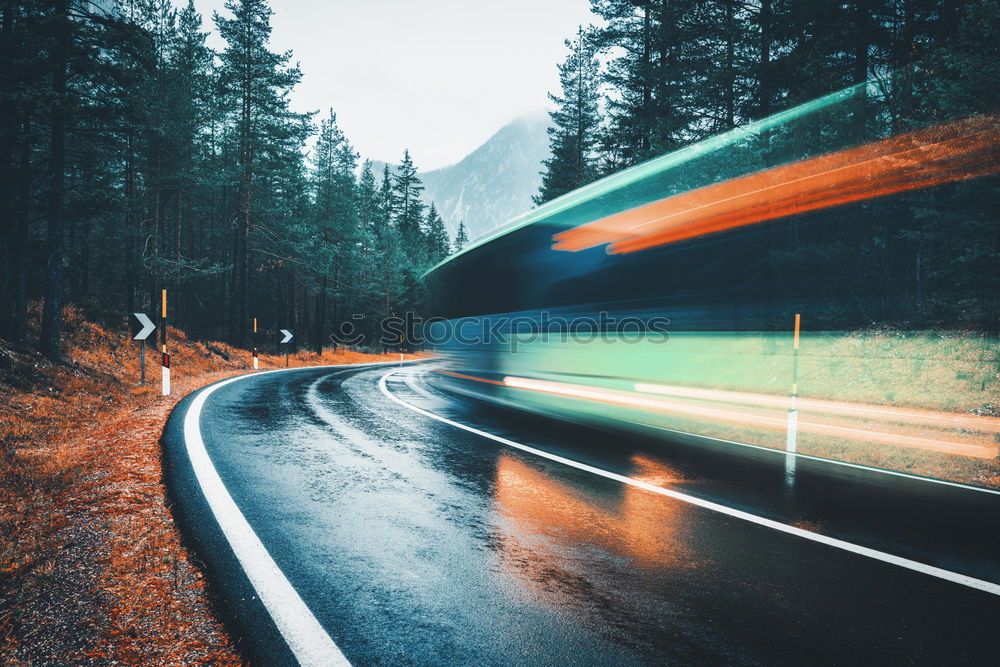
left=1, top=305, right=418, bottom=664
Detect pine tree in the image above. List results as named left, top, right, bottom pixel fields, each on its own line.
left=391, top=149, right=425, bottom=258
left=2, top=0, right=995, bottom=359
left=157, top=0, right=215, bottom=328
left=352, top=160, right=384, bottom=340
left=589, top=0, right=659, bottom=169
left=309, top=109, right=358, bottom=351
left=454, top=220, right=469, bottom=252
left=0, top=0, right=49, bottom=341
left=535, top=27, right=601, bottom=204
left=215, top=0, right=306, bottom=344
left=371, top=164, right=402, bottom=322
left=356, top=161, right=380, bottom=243
left=424, top=202, right=450, bottom=263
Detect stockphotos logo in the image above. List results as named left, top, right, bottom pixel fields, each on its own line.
left=330, top=312, right=670, bottom=352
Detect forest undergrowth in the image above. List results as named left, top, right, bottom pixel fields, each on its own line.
left=0, top=305, right=416, bottom=664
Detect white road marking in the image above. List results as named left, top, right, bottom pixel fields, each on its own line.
left=380, top=368, right=1000, bottom=597
left=304, top=372, right=392, bottom=446
left=182, top=361, right=408, bottom=666
left=403, top=371, right=440, bottom=400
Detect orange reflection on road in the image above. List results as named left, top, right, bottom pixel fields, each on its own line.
left=492, top=452, right=695, bottom=599
left=552, top=115, right=1000, bottom=254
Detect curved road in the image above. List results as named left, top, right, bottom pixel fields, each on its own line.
left=162, top=362, right=1000, bottom=665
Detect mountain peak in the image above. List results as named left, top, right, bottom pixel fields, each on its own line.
left=368, top=115, right=552, bottom=242
left=422, top=114, right=551, bottom=240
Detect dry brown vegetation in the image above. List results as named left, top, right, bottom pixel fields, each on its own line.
left=0, top=306, right=417, bottom=664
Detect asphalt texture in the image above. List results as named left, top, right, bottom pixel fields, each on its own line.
left=162, top=362, right=1000, bottom=666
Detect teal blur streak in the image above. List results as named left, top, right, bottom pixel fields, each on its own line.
left=423, top=81, right=867, bottom=278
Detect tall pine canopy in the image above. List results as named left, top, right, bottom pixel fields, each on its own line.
left=391, top=149, right=426, bottom=259
left=1, top=0, right=995, bottom=360
left=424, top=202, right=451, bottom=263
left=535, top=27, right=601, bottom=205
left=0, top=0, right=452, bottom=357
left=454, top=221, right=470, bottom=252
left=215, top=0, right=308, bottom=344
left=534, top=0, right=999, bottom=332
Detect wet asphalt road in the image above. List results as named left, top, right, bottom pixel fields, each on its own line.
left=163, top=362, right=1000, bottom=665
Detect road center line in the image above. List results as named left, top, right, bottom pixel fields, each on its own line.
left=181, top=362, right=405, bottom=666
left=379, top=368, right=1000, bottom=597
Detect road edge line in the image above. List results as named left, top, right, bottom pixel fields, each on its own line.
left=179, top=360, right=415, bottom=666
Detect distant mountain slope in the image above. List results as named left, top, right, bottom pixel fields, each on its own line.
left=422, top=111, right=550, bottom=241
left=372, top=111, right=551, bottom=242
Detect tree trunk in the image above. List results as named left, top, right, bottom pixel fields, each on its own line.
left=40, top=0, right=69, bottom=361
left=640, top=1, right=652, bottom=155
left=724, top=0, right=735, bottom=128
left=0, top=0, right=12, bottom=338
left=758, top=0, right=771, bottom=119
left=174, top=190, right=181, bottom=326
left=228, top=203, right=240, bottom=341
left=314, top=275, right=326, bottom=354
left=896, top=0, right=915, bottom=129
left=290, top=269, right=298, bottom=354
left=300, top=283, right=311, bottom=352
left=853, top=0, right=871, bottom=135
left=12, top=111, right=29, bottom=342
left=124, top=122, right=137, bottom=315
left=234, top=74, right=253, bottom=347
left=237, top=168, right=250, bottom=346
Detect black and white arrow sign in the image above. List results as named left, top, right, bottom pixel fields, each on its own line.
left=133, top=313, right=156, bottom=341
left=279, top=329, right=293, bottom=344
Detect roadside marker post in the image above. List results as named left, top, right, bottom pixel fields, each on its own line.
left=279, top=329, right=293, bottom=367
left=253, top=317, right=259, bottom=370
left=132, top=312, right=156, bottom=385
left=785, top=314, right=801, bottom=483
left=161, top=289, right=170, bottom=396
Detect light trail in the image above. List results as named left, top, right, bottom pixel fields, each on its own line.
left=429, top=367, right=1000, bottom=494
left=437, top=371, right=997, bottom=459
left=552, top=116, right=1000, bottom=254
left=437, top=369, right=506, bottom=385
left=501, top=376, right=995, bottom=458
left=633, top=382, right=1000, bottom=433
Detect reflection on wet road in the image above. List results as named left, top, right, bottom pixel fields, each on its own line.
left=194, top=363, right=1000, bottom=665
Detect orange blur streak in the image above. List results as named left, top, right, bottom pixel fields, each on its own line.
left=435, top=369, right=506, bottom=385
left=551, top=116, right=1000, bottom=254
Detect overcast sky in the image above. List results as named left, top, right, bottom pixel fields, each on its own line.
left=195, top=0, right=596, bottom=170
